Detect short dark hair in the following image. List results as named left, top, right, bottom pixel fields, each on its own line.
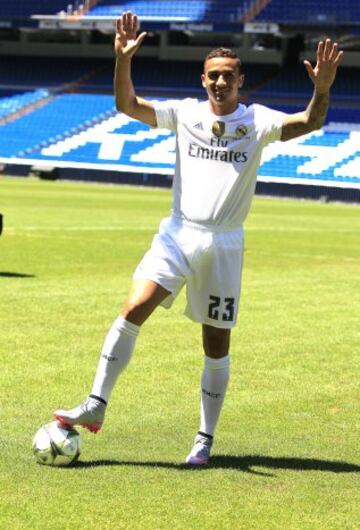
left=204, top=48, right=242, bottom=73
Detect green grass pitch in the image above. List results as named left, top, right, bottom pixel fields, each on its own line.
left=1, top=176, right=359, bottom=529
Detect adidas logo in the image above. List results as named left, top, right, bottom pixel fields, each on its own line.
left=194, top=122, right=204, bottom=130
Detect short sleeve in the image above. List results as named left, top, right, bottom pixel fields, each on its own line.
left=253, top=104, right=288, bottom=146
left=153, top=99, right=182, bottom=132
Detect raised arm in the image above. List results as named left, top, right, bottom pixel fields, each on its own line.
left=114, top=11, right=157, bottom=127
left=281, top=39, right=343, bottom=142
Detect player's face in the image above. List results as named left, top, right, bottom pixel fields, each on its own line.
left=202, top=57, right=244, bottom=114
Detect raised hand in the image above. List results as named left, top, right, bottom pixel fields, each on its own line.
left=304, top=38, right=344, bottom=93
left=114, top=11, right=146, bottom=59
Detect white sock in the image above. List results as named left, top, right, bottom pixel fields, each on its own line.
left=199, top=354, right=230, bottom=437
left=91, top=316, right=139, bottom=403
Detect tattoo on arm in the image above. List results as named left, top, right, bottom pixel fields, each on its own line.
left=281, top=90, right=329, bottom=141
left=306, top=91, right=330, bottom=130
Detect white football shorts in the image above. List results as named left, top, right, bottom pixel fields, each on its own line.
left=133, top=216, right=244, bottom=329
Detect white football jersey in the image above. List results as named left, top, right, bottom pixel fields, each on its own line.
left=154, top=98, right=286, bottom=228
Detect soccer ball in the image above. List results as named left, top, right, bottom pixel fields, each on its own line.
left=32, top=421, right=81, bottom=466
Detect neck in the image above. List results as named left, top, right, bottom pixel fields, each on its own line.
left=208, top=100, right=239, bottom=116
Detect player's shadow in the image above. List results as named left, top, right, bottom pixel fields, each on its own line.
left=75, top=455, right=360, bottom=476
left=0, top=271, right=35, bottom=278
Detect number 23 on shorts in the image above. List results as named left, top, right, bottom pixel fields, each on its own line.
left=208, top=295, right=235, bottom=322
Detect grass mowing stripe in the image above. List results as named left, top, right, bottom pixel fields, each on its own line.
left=0, top=176, right=359, bottom=530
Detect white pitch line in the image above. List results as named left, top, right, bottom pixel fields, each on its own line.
left=245, top=226, right=358, bottom=234
left=4, top=225, right=358, bottom=234
left=6, top=226, right=156, bottom=232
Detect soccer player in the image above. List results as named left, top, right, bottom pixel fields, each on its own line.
left=55, top=12, right=343, bottom=465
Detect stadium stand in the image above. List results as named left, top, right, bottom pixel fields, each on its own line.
left=0, top=56, right=107, bottom=90
left=0, top=56, right=107, bottom=95
left=0, top=0, right=248, bottom=23
left=1, top=90, right=359, bottom=191
left=254, top=0, right=360, bottom=25
left=0, top=1, right=68, bottom=17
left=0, top=89, right=49, bottom=120
left=0, top=0, right=359, bottom=200
left=253, top=65, right=360, bottom=102
left=0, top=94, right=115, bottom=157
left=11, top=0, right=358, bottom=26
left=1, top=0, right=360, bottom=28
left=85, top=1, right=245, bottom=22
left=80, top=57, right=279, bottom=96
left=0, top=55, right=279, bottom=97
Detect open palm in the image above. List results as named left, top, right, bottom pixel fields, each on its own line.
left=114, top=11, right=146, bottom=59
left=304, top=39, right=343, bottom=92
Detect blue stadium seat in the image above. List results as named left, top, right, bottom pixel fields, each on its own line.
left=86, top=0, right=247, bottom=22
left=0, top=1, right=68, bottom=17
left=0, top=0, right=358, bottom=25
left=0, top=89, right=49, bottom=120
left=0, top=94, right=115, bottom=157
left=253, top=65, right=360, bottom=103
left=254, top=0, right=360, bottom=24
left=0, top=56, right=105, bottom=87
left=0, top=93, right=358, bottom=185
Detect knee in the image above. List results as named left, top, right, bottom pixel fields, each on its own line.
left=202, top=325, right=230, bottom=358
left=121, top=280, right=170, bottom=326
left=121, top=298, right=147, bottom=325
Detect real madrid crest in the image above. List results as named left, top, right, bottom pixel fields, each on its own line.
left=212, top=120, right=225, bottom=138
left=235, top=124, right=248, bottom=137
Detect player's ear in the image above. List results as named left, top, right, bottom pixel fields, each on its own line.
left=201, top=73, right=206, bottom=88
left=238, top=74, right=245, bottom=88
